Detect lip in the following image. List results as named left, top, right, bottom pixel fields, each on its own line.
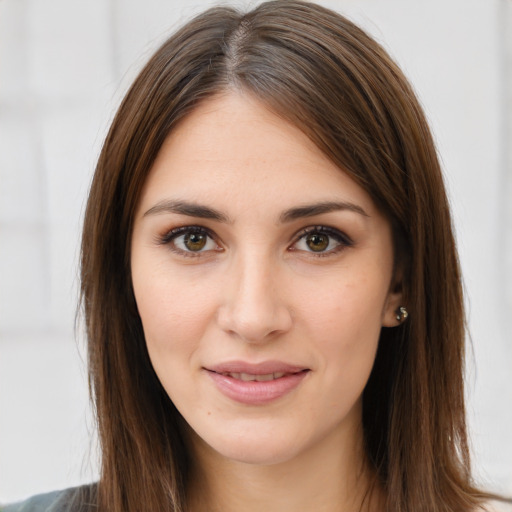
left=204, top=360, right=310, bottom=405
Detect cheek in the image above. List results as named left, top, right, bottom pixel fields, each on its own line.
left=133, top=274, right=213, bottom=408
left=296, top=271, right=386, bottom=380
left=298, top=268, right=388, bottom=334
left=132, top=266, right=216, bottom=358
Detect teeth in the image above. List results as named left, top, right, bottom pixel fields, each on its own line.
left=255, top=373, right=274, bottom=382
left=224, top=372, right=287, bottom=381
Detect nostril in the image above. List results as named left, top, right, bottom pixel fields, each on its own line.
left=215, top=267, right=293, bottom=342
left=217, top=305, right=292, bottom=343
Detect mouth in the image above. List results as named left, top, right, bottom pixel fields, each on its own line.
left=204, top=361, right=310, bottom=405
left=205, top=360, right=308, bottom=375
left=216, top=371, right=291, bottom=382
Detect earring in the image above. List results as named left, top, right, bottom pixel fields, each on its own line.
left=396, top=306, right=408, bottom=323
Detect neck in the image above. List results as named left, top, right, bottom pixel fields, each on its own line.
left=186, top=417, right=384, bottom=512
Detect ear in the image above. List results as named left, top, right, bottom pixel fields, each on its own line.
left=381, top=276, right=404, bottom=327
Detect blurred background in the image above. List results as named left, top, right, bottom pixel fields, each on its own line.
left=0, top=0, right=511, bottom=503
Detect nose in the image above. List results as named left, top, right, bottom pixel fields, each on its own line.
left=216, top=251, right=293, bottom=343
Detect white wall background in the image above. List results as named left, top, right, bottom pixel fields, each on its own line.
left=0, top=0, right=511, bottom=504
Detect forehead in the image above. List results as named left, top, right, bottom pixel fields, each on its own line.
left=137, top=92, right=379, bottom=218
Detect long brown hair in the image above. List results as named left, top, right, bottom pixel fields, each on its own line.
left=81, top=1, right=488, bottom=510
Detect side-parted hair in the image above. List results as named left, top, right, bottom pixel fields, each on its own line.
left=80, top=2, right=489, bottom=511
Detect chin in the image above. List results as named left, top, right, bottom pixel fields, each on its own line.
left=215, top=439, right=301, bottom=466
left=190, top=423, right=306, bottom=467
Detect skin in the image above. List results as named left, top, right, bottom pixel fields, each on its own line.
left=131, top=92, right=402, bottom=512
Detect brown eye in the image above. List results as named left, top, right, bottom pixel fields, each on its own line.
left=162, top=227, right=219, bottom=255
left=305, top=233, right=329, bottom=252
left=292, top=226, right=352, bottom=256
left=184, top=232, right=207, bottom=251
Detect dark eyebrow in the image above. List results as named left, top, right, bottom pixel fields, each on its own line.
left=143, top=200, right=231, bottom=223
left=143, top=199, right=368, bottom=224
left=279, top=201, right=369, bottom=223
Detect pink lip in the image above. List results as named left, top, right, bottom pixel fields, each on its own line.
left=204, top=360, right=310, bottom=405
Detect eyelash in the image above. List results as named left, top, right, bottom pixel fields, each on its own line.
left=157, top=225, right=353, bottom=258
left=157, top=226, right=220, bottom=258
left=290, top=225, right=353, bottom=256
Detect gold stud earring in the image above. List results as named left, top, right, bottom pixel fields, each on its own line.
left=396, top=306, right=408, bottom=323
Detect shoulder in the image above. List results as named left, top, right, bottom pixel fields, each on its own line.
left=1, top=484, right=97, bottom=512
left=481, top=500, right=512, bottom=512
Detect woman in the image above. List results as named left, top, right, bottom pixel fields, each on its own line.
left=4, top=1, right=510, bottom=511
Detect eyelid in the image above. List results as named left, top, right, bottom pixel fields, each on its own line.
left=158, top=225, right=215, bottom=244
left=289, top=225, right=354, bottom=255
left=156, top=225, right=222, bottom=257
left=155, top=224, right=352, bottom=258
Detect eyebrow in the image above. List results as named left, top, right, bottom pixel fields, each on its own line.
left=143, top=199, right=368, bottom=223
left=143, top=200, right=231, bottom=223
left=279, top=201, right=369, bottom=223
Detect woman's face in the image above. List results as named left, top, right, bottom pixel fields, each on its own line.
left=131, top=93, right=402, bottom=466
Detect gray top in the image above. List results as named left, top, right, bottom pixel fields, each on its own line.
left=1, top=486, right=97, bottom=512
left=3, top=486, right=511, bottom=511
